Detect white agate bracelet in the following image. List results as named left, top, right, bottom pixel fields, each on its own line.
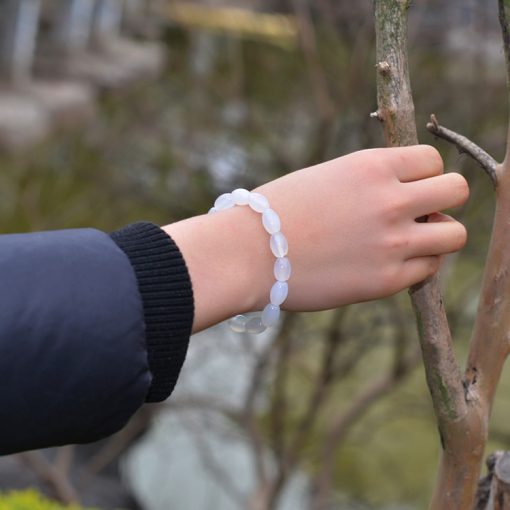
left=208, top=189, right=291, bottom=334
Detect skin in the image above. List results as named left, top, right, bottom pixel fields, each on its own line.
left=164, top=145, right=469, bottom=333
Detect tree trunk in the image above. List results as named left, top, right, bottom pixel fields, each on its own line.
left=374, top=1, right=510, bottom=508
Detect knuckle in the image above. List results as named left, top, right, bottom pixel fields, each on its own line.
left=382, top=194, right=410, bottom=223
left=384, top=234, right=408, bottom=251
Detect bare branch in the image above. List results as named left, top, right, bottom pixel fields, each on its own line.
left=243, top=315, right=297, bottom=487
left=409, top=282, right=467, bottom=428
left=78, top=407, right=154, bottom=489
left=371, top=3, right=503, bottom=508
left=184, top=413, right=246, bottom=508
left=55, top=446, right=74, bottom=478
left=374, top=0, right=466, bottom=443
left=498, top=0, right=510, bottom=165
left=269, top=328, right=292, bottom=466
left=291, top=0, right=335, bottom=122
left=311, top=346, right=422, bottom=510
left=426, top=114, right=499, bottom=188
left=475, top=451, right=510, bottom=510
left=499, top=0, right=510, bottom=91
left=274, top=311, right=346, bottom=490
left=17, top=452, right=79, bottom=504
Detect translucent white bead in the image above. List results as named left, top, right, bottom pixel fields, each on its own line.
left=232, top=188, right=250, bottom=205
left=274, top=257, right=291, bottom=281
left=245, top=317, right=267, bottom=334
left=248, top=192, right=270, bottom=213
left=262, top=209, right=281, bottom=234
left=214, top=193, right=235, bottom=211
left=270, top=281, right=288, bottom=305
left=270, top=232, right=288, bottom=257
left=261, top=304, right=280, bottom=327
left=229, top=315, right=248, bottom=333
left=210, top=189, right=292, bottom=334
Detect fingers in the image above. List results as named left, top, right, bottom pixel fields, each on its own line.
left=400, top=256, right=441, bottom=287
left=391, top=145, right=444, bottom=182
left=426, top=212, right=456, bottom=223
left=404, top=172, right=469, bottom=218
left=404, top=213, right=467, bottom=258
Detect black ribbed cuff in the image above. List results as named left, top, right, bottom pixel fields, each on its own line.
left=110, top=222, right=194, bottom=402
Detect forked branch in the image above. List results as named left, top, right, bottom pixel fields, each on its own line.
left=372, top=2, right=496, bottom=509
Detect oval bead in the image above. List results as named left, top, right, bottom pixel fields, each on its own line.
left=261, top=304, right=280, bottom=327
left=232, top=188, right=250, bottom=205
left=270, top=281, right=288, bottom=305
left=229, top=315, right=248, bottom=333
left=214, top=193, right=235, bottom=211
left=208, top=207, right=218, bottom=214
left=248, top=192, right=269, bottom=213
left=274, top=257, right=291, bottom=282
left=245, top=317, right=267, bottom=334
left=262, top=209, right=281, bottom=234
left=270, top=232, right=288, bottom=257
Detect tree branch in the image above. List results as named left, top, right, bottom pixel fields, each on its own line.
left=17, top=452, right=78, bottom=504
left=499, top=0, right=510, bottom=92
left=371, top=3, right=499, bottom=508
left=426, top=114, right=499, bottom=188
left=374, top=0, right=466, bottom=442
left=311, top=345, right=422, bottom=510
left=291, top=0, right=335, bottom=122
left=499, top=0, right=510, bottom=166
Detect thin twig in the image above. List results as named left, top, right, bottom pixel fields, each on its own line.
left=183, top=412, right=246, bottom=508
left=18, top=452, right=78, bottom=504
left=426, top=114, right=498, bottom=188
left=266, top=310, right=346, bottom=509
left=78, top=408, right=154, bottom=489
left=311, top=346, right=422, bottom=510
left=55, top=446, right=74, bottom=478
left=291, top=0, right=335, bottom=122
left=269, top=320, right=297, bottom=467
left=243, top=315, right=296, bottom=486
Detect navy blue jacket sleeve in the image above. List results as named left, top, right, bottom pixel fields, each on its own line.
left=0, top=222, right=193, bottom=455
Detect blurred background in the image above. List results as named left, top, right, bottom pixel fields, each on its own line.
left=0, top=0, right=508, bottom=509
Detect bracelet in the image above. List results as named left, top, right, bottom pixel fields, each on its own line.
left=208, top=189, right=291, bottom=334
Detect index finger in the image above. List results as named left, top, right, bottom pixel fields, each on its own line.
left=391, top=145, right=444, bottom=183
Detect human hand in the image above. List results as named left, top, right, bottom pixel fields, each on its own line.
left=164, top=145, right=468, bottom=332
left=252, top=145, right=469, bottom=311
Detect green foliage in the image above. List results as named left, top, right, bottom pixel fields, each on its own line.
left=0, top=490, right=98, bottom=510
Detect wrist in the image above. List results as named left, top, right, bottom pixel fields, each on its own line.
left=163, top=205, right=273, bottom=333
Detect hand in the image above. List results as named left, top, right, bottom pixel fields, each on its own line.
left=164, top=145, right=469, bottom=332
left=253, top=145, right=468, bottom=311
